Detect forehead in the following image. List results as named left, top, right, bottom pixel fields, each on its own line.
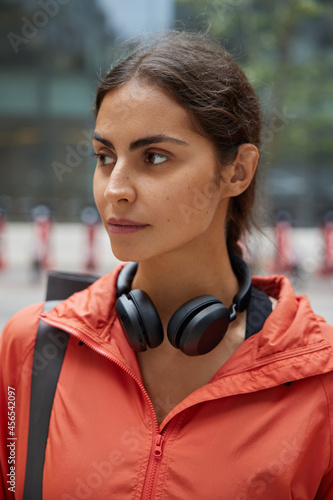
left=95, top=79, right=194, bottom=134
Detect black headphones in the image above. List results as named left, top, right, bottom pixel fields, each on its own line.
left=115, top=254, right=252, bottom=356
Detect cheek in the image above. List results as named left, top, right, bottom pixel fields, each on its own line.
left=165, top=176, right=221, bottom=227
left=93, top=171, right=104, bottom=210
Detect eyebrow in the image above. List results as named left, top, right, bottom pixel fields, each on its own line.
left=92, top=132, right=189, bottom=151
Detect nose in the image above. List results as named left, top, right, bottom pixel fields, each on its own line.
left=104, top=161, right=136, bottom=205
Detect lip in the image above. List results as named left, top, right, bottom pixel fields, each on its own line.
left=107, top=218, right=149, bottom=235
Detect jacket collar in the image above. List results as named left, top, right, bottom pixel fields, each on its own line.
left=42, top=265, right=333, bottom=390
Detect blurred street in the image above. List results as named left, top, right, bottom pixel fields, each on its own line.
left=0, top=223, right=333, bottom=332
left=0, top=222, right=121, bottom=331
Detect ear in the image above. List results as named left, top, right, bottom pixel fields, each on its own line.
left=222, top=144, right=259, bottom=198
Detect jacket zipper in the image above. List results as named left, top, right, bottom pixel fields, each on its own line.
left=41, top=317, right=170, bottom=499
left=141, top=433, right=165, bottom=500
left=41, top=316, right=159, bottom=418
left=42, top=316, right=328, bottom=498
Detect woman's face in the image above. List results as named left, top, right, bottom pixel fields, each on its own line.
left=93, top=79, right=230, bottom=263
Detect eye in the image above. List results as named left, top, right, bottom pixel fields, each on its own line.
left=145, top=152, right=168, bottom=165
left=92, top=152, right=115, bottom=167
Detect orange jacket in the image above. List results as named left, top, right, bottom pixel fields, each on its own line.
left=1, top=265, right=333, bottom=499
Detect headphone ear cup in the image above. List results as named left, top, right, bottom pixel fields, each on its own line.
left=167, top=295, right=230, bottom=356
left=116, top=290, right=164, bottom=352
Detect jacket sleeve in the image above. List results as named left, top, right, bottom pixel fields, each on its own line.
left=0, top=303, right=44, bottom=500
left=315, top=369, right=333, bottom=499
left=315, top=465, right=333, bottom=499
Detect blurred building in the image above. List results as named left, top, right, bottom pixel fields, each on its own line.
left=0, top=0, right=332, bottom=226
left=0, top=0, right=175, bottom=221
left=98, top=0, right=174, bottom=39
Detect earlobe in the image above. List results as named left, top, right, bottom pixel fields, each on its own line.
left=229, top=143, right=259, bottom=195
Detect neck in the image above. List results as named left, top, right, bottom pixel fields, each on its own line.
left=131, top=242, right=239, bottom=328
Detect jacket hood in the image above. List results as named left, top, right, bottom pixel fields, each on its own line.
left=41, top=265, right=333, bottom=401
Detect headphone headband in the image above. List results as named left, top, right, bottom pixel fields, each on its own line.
left=230, top=254, right=252, bottom=313
left=117, top=262, right=138, bottom=297
left=117, top=255, right=251, bottom=315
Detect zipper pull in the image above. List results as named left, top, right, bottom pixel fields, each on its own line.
left=153, top=434, right=164, bottom=458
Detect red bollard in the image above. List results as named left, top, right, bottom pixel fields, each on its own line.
left=273, top=211, right=296, bottom=274
left=0, top=210, right=7, bottom=270
left=321, top=212, right=333, bottom=275
left=32, top=205, right=52, bottom=273
left=81, top=207, right=100, bottom=271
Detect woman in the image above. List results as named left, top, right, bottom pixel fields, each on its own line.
left=1, top=31, right=333, bottom=499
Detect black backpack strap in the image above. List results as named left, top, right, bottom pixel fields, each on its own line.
left=23, top=271, right=99, bottom=498
left=245, top=287, right=273, bottom=339
left=23, top=300, right=69, bottom=500
left=45, top=271, right=99, bottom=300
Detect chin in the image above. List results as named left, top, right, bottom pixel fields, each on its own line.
left=109, top=242, right=141, bottom=263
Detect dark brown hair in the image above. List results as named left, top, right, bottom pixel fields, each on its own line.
left=94, top=31, right=261, bottom=256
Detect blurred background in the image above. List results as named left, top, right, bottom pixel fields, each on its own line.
left=0, top=0, right=333, bottom=329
